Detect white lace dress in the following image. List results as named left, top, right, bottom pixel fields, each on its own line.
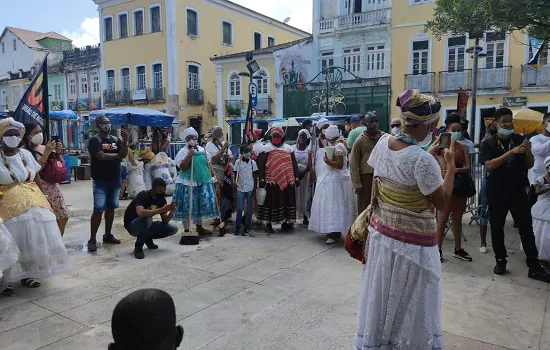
left=532, top=176, right=550, bottom=261
left=308, top=143, right=357, bottom=233
left=0, top=220, right=19, bottom=280
left=354, top=134, right=445, bottom=350
left=292, top=144, right=311, bottom=217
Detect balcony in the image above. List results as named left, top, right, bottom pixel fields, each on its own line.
left=103, top=90, right=116, bottom=105
left=225, top=100, right=244, bottom=117
left=104, top=88, right=165, bottom=106
left=439, top=70, right=472, bottom=94
left=255, top=97, right=273, bottom=115
left=148, top=87, right=165, bottom=101
left=118, top=90, right=132, bottom=104
left=405, top=72, right=436, bottom=93
left=478, top=66, right=511, bottom=91
left=224, top=97, right=273, bottom=117
left=187, top=88, right=204, bottom=105
left=521, top=65, right=550, bottom=90
left=318, top=8, right=391, bottom=34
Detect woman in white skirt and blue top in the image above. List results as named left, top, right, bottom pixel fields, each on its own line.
left=0, top=118, right=70, bottom=294
left=350, top=90, right=456, bottom=349
left=309, top=125, right=357, bottom=244
left=173, top=127, right=218, bottom=245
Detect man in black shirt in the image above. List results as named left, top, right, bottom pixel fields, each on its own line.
left=481, top=108, right=550, bottom=282
left=87, top=116, right=129, bottom=252
left=124, top=178, right=178, bottom=259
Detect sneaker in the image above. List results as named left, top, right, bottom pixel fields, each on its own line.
left=453, top=249, right=473, bottom=262
left=325, top=238, right=337, bottom=244
left=479, top=246, right=488, bottom=254
left=303, top=217, right=309, bottom=226
left=493, top=259, right=507, bottom=275
left=242, top=229, right=249, bottom=237
left=265, top=224, right=275, bottom=234
left=528, top=266, right=550, bottom=283
left=87, top=240, right=98, bottom=252
left=103, top=234, right=121, bottom=244
left=234, top=228, right=241, bottom=236
left=145, top=239, right=158, bottom=250
left=134, top=247, right=145, bottom=259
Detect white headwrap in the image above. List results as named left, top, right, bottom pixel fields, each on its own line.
left=183, top=127, right=198, bottom=141
left=297, top=129, right=311, bottom=139
left=324, top=125, right=341, bottom=139
left=316, top=118, right=330, bottom=130
left=545, top=155, right=550, bottom=169
left=0, top=117, right=25, bottom=137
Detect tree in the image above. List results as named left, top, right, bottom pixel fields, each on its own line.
left=488, top=0, right=550, bottom=42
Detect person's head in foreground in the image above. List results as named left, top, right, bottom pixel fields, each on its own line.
left=390, top=118, right=402, bottom=135
left=0, top=118, right=25, bottom=153
left=109, top=288, right=184, bottom=350
left=396, top=89, right=441, bottom=148
left=445, top=112, right=464, bottom=142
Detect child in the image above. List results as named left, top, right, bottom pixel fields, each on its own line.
left=233, top=144, right=258, bottom=236
left=109, top=289, right=184, bottom=350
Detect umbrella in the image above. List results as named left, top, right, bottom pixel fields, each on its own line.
left=89, top=107, right=174, bottom=127
left=513, top=108, right=545, bottom=134
left=49, top=110, right=78, bottom=120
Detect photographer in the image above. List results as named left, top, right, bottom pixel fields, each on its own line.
left=481, top=108, right=550, bottom=282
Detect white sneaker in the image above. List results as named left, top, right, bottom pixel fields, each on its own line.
left=479, top=246, right=488, bottom=254
left=325, top=238, right=337, bottom=245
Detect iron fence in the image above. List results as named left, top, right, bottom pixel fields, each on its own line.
left=405, top=72, right=436, bottom=93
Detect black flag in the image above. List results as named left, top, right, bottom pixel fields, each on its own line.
left=13, top=55, right=49, bottom=136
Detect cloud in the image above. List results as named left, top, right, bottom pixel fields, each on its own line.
left=62, top=17, right=100, bottom=48
left=232, top=0, right=313, bottom=33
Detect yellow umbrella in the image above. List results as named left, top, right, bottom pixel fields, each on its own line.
left=513, top=107, right=545, bottom=134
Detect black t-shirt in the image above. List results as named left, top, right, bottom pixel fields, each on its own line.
left=124, top=190, right=167, bottom=228
left=88, top=134, right=124, bottom=181
left=481, top=134, right=529, bottom=196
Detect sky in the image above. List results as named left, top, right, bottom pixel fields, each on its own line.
left=0, top=0, right=313, bottom=48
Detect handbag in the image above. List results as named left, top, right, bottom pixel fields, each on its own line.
left=452, top=172, right=476, bottom=198
left=41, top=153, right=68, bottom=184
left=345, top=177, right=376, bottom=263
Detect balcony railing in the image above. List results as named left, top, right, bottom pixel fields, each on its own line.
left=478, top=66, right=512, bottom=90
left=148, top=87, right=165, bottom=101
left=405, top=72, right=436, bottom=93
left=103, top=90, right=116, bottom=105
left=187, top=88, right=204, bottom=105
left=255, top=97, right=273, bottom=115
left=521, top=65, right=550, bottom=89
left=224, top=98, right=273, bottom=117
left=439, top=70, right=472, bottom=93
left=118, top=90, right=132, bottom=104
left=225, top=100, right=244, bottom=117
left=318, top=8, right=390, bottom=34
left=103, top=88, right=165, bottom=105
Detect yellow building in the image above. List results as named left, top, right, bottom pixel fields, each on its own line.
left=93, top=0, right=309, bottom=135
left=391, top=1, right=550, bottom=143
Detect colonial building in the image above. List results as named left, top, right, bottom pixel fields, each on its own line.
left=93, top=0, right=309, bottom=135
left=391, top=1, right=550, bottom=142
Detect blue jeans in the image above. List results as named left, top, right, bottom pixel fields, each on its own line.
left=126, top=217, right=178, bottom=247
left=236, top=191, right=253, bottom=231
left=93, top=180, right=121, bottom=212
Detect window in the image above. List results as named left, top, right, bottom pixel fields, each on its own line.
left=53, top=84, right=62, bottom=101
left=80, top=75, right=88, bottom=95
left=69, top=78, right=76, bottom=95
left=13, top=39, right=16, bottom=51
left=1, top=42, right=4, bottom=53
left=413, top=0, right=432, bottom=3
left=106, top=70, right=116, bottom=92
left=122, top=68, right=130, bottom=91
left=62, top=43, right=69, bottom=51
left=134, top=10, right=144, bottom=36
left=447, top=36, right=466, bottom=72
left=412, top=40, right=429, bottom=74
left=104, top=17, right=113, bottom=41
left=229, top=72, right=241, bottom=98
left=343, top=47, right=362, bottom=75
left=255, top=69, right=268, bottom=95
left=268, top=37, right=275, bottom=47
left=187, top=9, right=198, bottom=36
left=486, top=32, right=505, bottom=69
left=188, top=65, right=199, bottom=90
left=153, top=64, right=163, bottom=88
left=136, top=66, right=146, bottom=90
left=92, top=73, right=100, bottom=94
left=118, top=13, right=128, bottom=38
left=254, top=32, right=262, bottom=50
left=321, top=51, right=334, bottom=72
left=150, top=5, right=161, bottom=33
left=0, top=90, right=7, bottom=107
left=366, top=45, right=385, bottom=76
left=222, top=21, right=232, bottom=45
left=51, top=44, right=58, bottom=51
left=11, top=85, right=21, bottom=107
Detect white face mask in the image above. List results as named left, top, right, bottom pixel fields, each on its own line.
left=417, top=132, right=433, bottom=147
left=3, top=136, right=21, bottom=149
left=546, top=122, right=550, bottom=133
left=188, top=140, right=198, bottom=147
left=31, top=132, right=43, bottom=145
left=391, top=127, right=400, bottom=135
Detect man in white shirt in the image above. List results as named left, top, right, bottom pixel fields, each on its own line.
left=531, top=113, right=550, bottom=182
left=233, top=145, right=258, bottom=235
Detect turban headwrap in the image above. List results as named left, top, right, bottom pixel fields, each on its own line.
left=253, top=129, right=262, bottom=138
left=183, top=127, right=198, bottom=141
left=0, top=118, right=25, bottom=137
left=397, top=89, right=441, bottom=125
left=324, top=125, right=341, bottom=139
left=271, top=126, right=285, bottom=137
left=316, top=118, right=330, bottom=130
left=297, top=129, right=311, bottom=140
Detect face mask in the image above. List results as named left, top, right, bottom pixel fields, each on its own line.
left=451, top=132, right=462, bottom=141
left=417, top=132, right=433, bottom=147
left=243, top=152, right=251, bottom=158
left=498, top=127, right=514, bottom=136
left=321, top=139, right=328, bottom=147
left=546, top=123, right=550, bottom=133
left=31, top=132, right=44, bottom=145
left=99, top=123, right=112, bottom=133
left=3, top=136, right=21, bottom=149
left=188, top=140, right=198, bottom=147
left=272, top=136, right=282, bottom=145
left=391, top=127, right=400, bottom=135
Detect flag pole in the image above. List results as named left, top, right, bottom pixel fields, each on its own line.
left=43, top=55, right=50, bottom=141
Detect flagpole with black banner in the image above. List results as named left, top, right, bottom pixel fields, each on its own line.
left=43, top=56, right=50, bottom=141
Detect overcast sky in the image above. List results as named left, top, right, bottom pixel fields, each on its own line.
left=0, top=0, right=312, bottom=48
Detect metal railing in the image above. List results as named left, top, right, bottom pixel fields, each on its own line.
left=117, top=90, right=132, bottom=104
left=187, top=88, right=204, bottom=104
left=478, top=66, right=512, bottom=90
left=521, top=65, right=550, bottom=89
left=318, top=7, right=390, bottom=34
left=255, top=97, right=273, bottom=115
left=103, top=90, right=116, bottom=105
left=439, top=69, right=472, bottom=93
left=225, top=100, right=244, bottom=117
left=148, top=87, right=165, bottom=101
left=405, top=72, right=436, bottom=93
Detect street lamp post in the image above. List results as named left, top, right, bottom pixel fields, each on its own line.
left=466, top=39, right=486, bottom=143
left=241, top=52, right=260, bottom=145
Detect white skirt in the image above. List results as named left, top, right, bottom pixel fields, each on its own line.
left=0, top=222, right=19, bottom=280
left=532, top=194, right=550, bottom=261
left=3, top=207, right=70, bottom=282
left=354, top=229, right=444, bottom=350
left=308, top=176, right=357, bottom=233
left=296, top=175, right=311, bottom=216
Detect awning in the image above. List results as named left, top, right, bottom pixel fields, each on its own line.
left=90, top=107, right=174, bottom=127
left=50, top=110, right=78, bottom=120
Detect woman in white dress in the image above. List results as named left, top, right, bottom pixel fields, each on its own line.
left=309, top=125, right=357, bottom=244
left=350, top=90, right=456, bottom=349
left=533, top=156, right=550, bottom=261
left=292, top=129, right=311, bottom=225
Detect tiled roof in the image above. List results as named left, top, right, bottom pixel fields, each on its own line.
left=211, top=36, right=312, bottom=61
left=2, top=27, right=71, bottom=51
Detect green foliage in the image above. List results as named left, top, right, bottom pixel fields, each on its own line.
left=488, top=0, right=550, bottom=42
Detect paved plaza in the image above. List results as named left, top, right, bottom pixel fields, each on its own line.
left=0, top=181, right=549, bottom=349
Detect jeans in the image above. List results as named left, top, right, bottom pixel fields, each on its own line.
left=126, top=217, right=178, bottom=247
left=236, top=191, right=253, bottom=230
left=488, top=187, right=539, bottom=267
left=93, top=180, right=121, bottom=212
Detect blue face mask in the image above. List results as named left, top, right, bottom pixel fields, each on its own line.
left=498, top=127, right=514, bottom=136
left=451, top=132, right=462, bottom=141
left=243, top=152, right=251, bottom=158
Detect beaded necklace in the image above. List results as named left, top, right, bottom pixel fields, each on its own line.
left=394, top=133, right=418, bottom=146
left=1, top=149, right=31, bottom=183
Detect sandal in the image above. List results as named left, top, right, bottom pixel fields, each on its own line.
left=21, top=278, right=41, bottom=288
left=1, top=284, right=14, bottom=296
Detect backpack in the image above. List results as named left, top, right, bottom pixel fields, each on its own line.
left=41, top=153, right=68, bottom=184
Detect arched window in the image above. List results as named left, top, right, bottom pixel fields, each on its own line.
left=255, top=69, right=269, bottom=95
left=228, top=71, right=241, bottom=99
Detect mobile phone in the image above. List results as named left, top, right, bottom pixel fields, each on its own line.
left=439, top=132, right=451, bottom=150
left=51, top=136, right=60, bottom=143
